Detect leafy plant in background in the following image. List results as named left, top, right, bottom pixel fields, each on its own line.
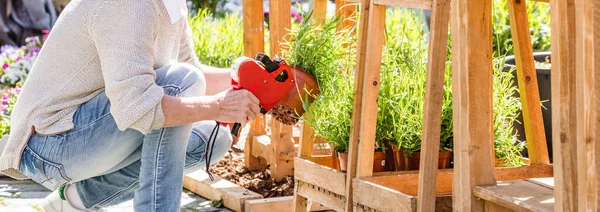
left=188, top=0, right=228, bottom=18
left=190, top=9, right=244, bottom=68
left=492, top=0, right=551, bottom=55
left=382, top=9, right=453, bottom=156
left=282, top=11, right=358, bottom=153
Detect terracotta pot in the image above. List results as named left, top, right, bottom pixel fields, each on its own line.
left=391, top=145, right=407, bottom=171
left=372, top=151, right=386, bottom=172
left=337, top=151, right=387, bottom=172
left=404, top=151, right=453, bottom=170
left=337, top=152, right=348, bottom=172
left=279, top=67, right=319, bottom=117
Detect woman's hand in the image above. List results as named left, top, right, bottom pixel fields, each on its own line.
left=212, top=89, right=260, bottom=125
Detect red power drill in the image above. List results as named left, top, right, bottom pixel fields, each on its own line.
left=228, top=53, right=297, bottom=137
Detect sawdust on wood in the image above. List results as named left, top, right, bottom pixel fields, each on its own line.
left=209, top=152, right=294, bottom=198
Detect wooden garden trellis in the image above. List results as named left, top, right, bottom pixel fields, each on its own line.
left=290, top=0, right=599, bottom=211
left=241, top=0, right=355, bottom=181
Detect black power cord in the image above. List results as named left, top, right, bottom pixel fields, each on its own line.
left=204, top=121, right=220, bottom=181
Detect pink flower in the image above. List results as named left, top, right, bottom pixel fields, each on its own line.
left=2, top=63, right=8, bottom=69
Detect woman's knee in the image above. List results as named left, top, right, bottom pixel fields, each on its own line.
left=155, top=63, right=206, bottom=97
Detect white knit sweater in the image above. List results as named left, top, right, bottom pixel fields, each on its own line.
left=0, top=0, right=203, bottom=179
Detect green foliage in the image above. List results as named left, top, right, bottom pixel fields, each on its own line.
left=381, top=9, right=453, bottom=156
left=189, top=9, right=244, bottom=68
left=492, top=0, right=551, bottom=55
left=282, top=11, right=358, bottom=153
left=188, top=0, right=228, bottom=18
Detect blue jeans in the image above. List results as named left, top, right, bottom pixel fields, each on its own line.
left=18, top=63, right=232, bottom=211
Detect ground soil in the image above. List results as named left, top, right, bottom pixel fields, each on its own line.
left=209, top=152, right=295, bottom=198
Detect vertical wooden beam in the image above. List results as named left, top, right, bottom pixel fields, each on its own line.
left=507, top=0, right=550, bottom=165
left=416, top=0, right=451, bottom=211
left=293, top=184, right=309, bottom=212
left=576, top=0, right=597, bottom=210
left=335, top=1, right=357, bottom=31
left=242, top=0, right=264, bottom=57
left=312, top=0, right=328, bottom=25
left=344, top=2, right=386, bottom=211
left=245, top=115, right=268, bottom=170
left=594, top=0, right=600, bottom=208
left=298, top=120, right=315, bottom=158
left=269, top=0, right=291, bottom=57
left=451, top=0, right=497, bottom=211
left=550, top=0, right=579, bottom=210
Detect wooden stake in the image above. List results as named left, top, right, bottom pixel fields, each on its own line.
left=576, top=0, right=597, bottom=210
left=550, top=0, right=579, bottom=210
left=269, top=0, right=291, bottom=57
left=416, top=0, right=451, bottom=211
left=312, top=0, right=328, bottom=26
left=593, top=0, right=600, bottom=208
left=242, top=0, right=264, bottom=57
left=344, top=2, right=386, bottom=211
left=245, top=115, right=268, bottom=170
left=335, top=1, right=357, bottom=31
left=507, top=0, right=550, bottom=165
left=451, top=0, right=497, bottom=211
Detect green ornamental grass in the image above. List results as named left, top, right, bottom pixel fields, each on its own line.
left=189, top=9, right=244, bottom=68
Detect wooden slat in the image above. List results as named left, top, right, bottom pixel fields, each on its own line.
left=245, top=115, right=268, bottom=170
left=533, top=0, right=550, bottom=2
left=594, top=0, right=600, bottom=210
left=183, top=171, right=263, bottom=212
left=242, top=0, right=264, bottom=57
left=373, top=0, right=433, bottom=10
left=525, top=178, right=555, bottom=189
left=296, top=182, right=346, bottom=211
left=484, top=201, right=522, bottom=212
left=550, top=0, right=579, bottom=210
left=451, top=0, right=497, bottom=211
left=473, top=180, right=555, bottom=212
left=343, top=2, right=386, bottom=211
left=335, top=1, right=357, bottom=31
left=311, top=0, right=328, bottom=26
left=362, top=165, right=553, bottom=197
left=352, top=179, right=415, bottom=211
left=298, top=121, right=314, bottom=157
left=575, top=0, right=597, bottom=210
left=416, top=0, right=451, bottom=211
left=294, top=157, right=347, bottom=195
left=507, top=0, right=550, bottom=165
left=246, top=196, right=329, bottom=212
left=269, top=0, right=291, bottom=57
left=293, top=190, right=308, bottom=212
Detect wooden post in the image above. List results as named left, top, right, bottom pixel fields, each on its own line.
left=451, top=0, right=497, bottom=211
left=576, top=0, right=597, bottom=210
left=335, top=1, right=357, bottom=31
left=312, top=0, right=328, bottom=25
left=416, top=0, right=451, bottom=211
left=269, top=0, right=291, bottom=57
left=593, top=0, right=600, bottom=209
left=550, top=0, right=579, bottom=210
left=343, top=1, right=386, bottom=211
left=242, top=0, right=264, bottom=57
left=245, top=115, right=268, bottom=170
left=507, top=0, right=550, bottom=165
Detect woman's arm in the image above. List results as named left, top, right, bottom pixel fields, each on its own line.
left=161, top=89, right=260, bottom=127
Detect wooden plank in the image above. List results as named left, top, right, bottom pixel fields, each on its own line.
left=353, top=179, right=415, bottom=212
left=525, top=178, right=555, bottom=189
left=550, top=0, right=579, bottom=210
left=593, top=0, right=600, bottom=209
left=575, top=0, right=597, bottom=210
left=246, top=115, right=268, bottom=170
left=311, top=0, right=328, bottom=26
left=484, top=202, right=517, bottom=212
left=183, top=171, right=263, bottom=212
left=473, top=180, right=555, bottom=212
left=269, top=120, right=295, bottom=181
left=269, top=0, right=291, bottom=57
left=373, top=0, right=433, bottom=9
left=293, top=189, right=308, bottom=212
left=242, top=0, right=264, bottom=57
left=246, top=196, right=329, bottom=212
left=507, top=0, right=550, bottom=165
left=343, top=2, right=385, bottom=211
left=298, top=121, right=314, bottom=157
left=451, top=0, right=497, bottom=211
left=296, top=182, right=346, bottom=211
left=294, top=157, right=347, bottom=195
left=416, top=0, right=451, bottom=211
left=335, top=1, right=357, bottom=31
